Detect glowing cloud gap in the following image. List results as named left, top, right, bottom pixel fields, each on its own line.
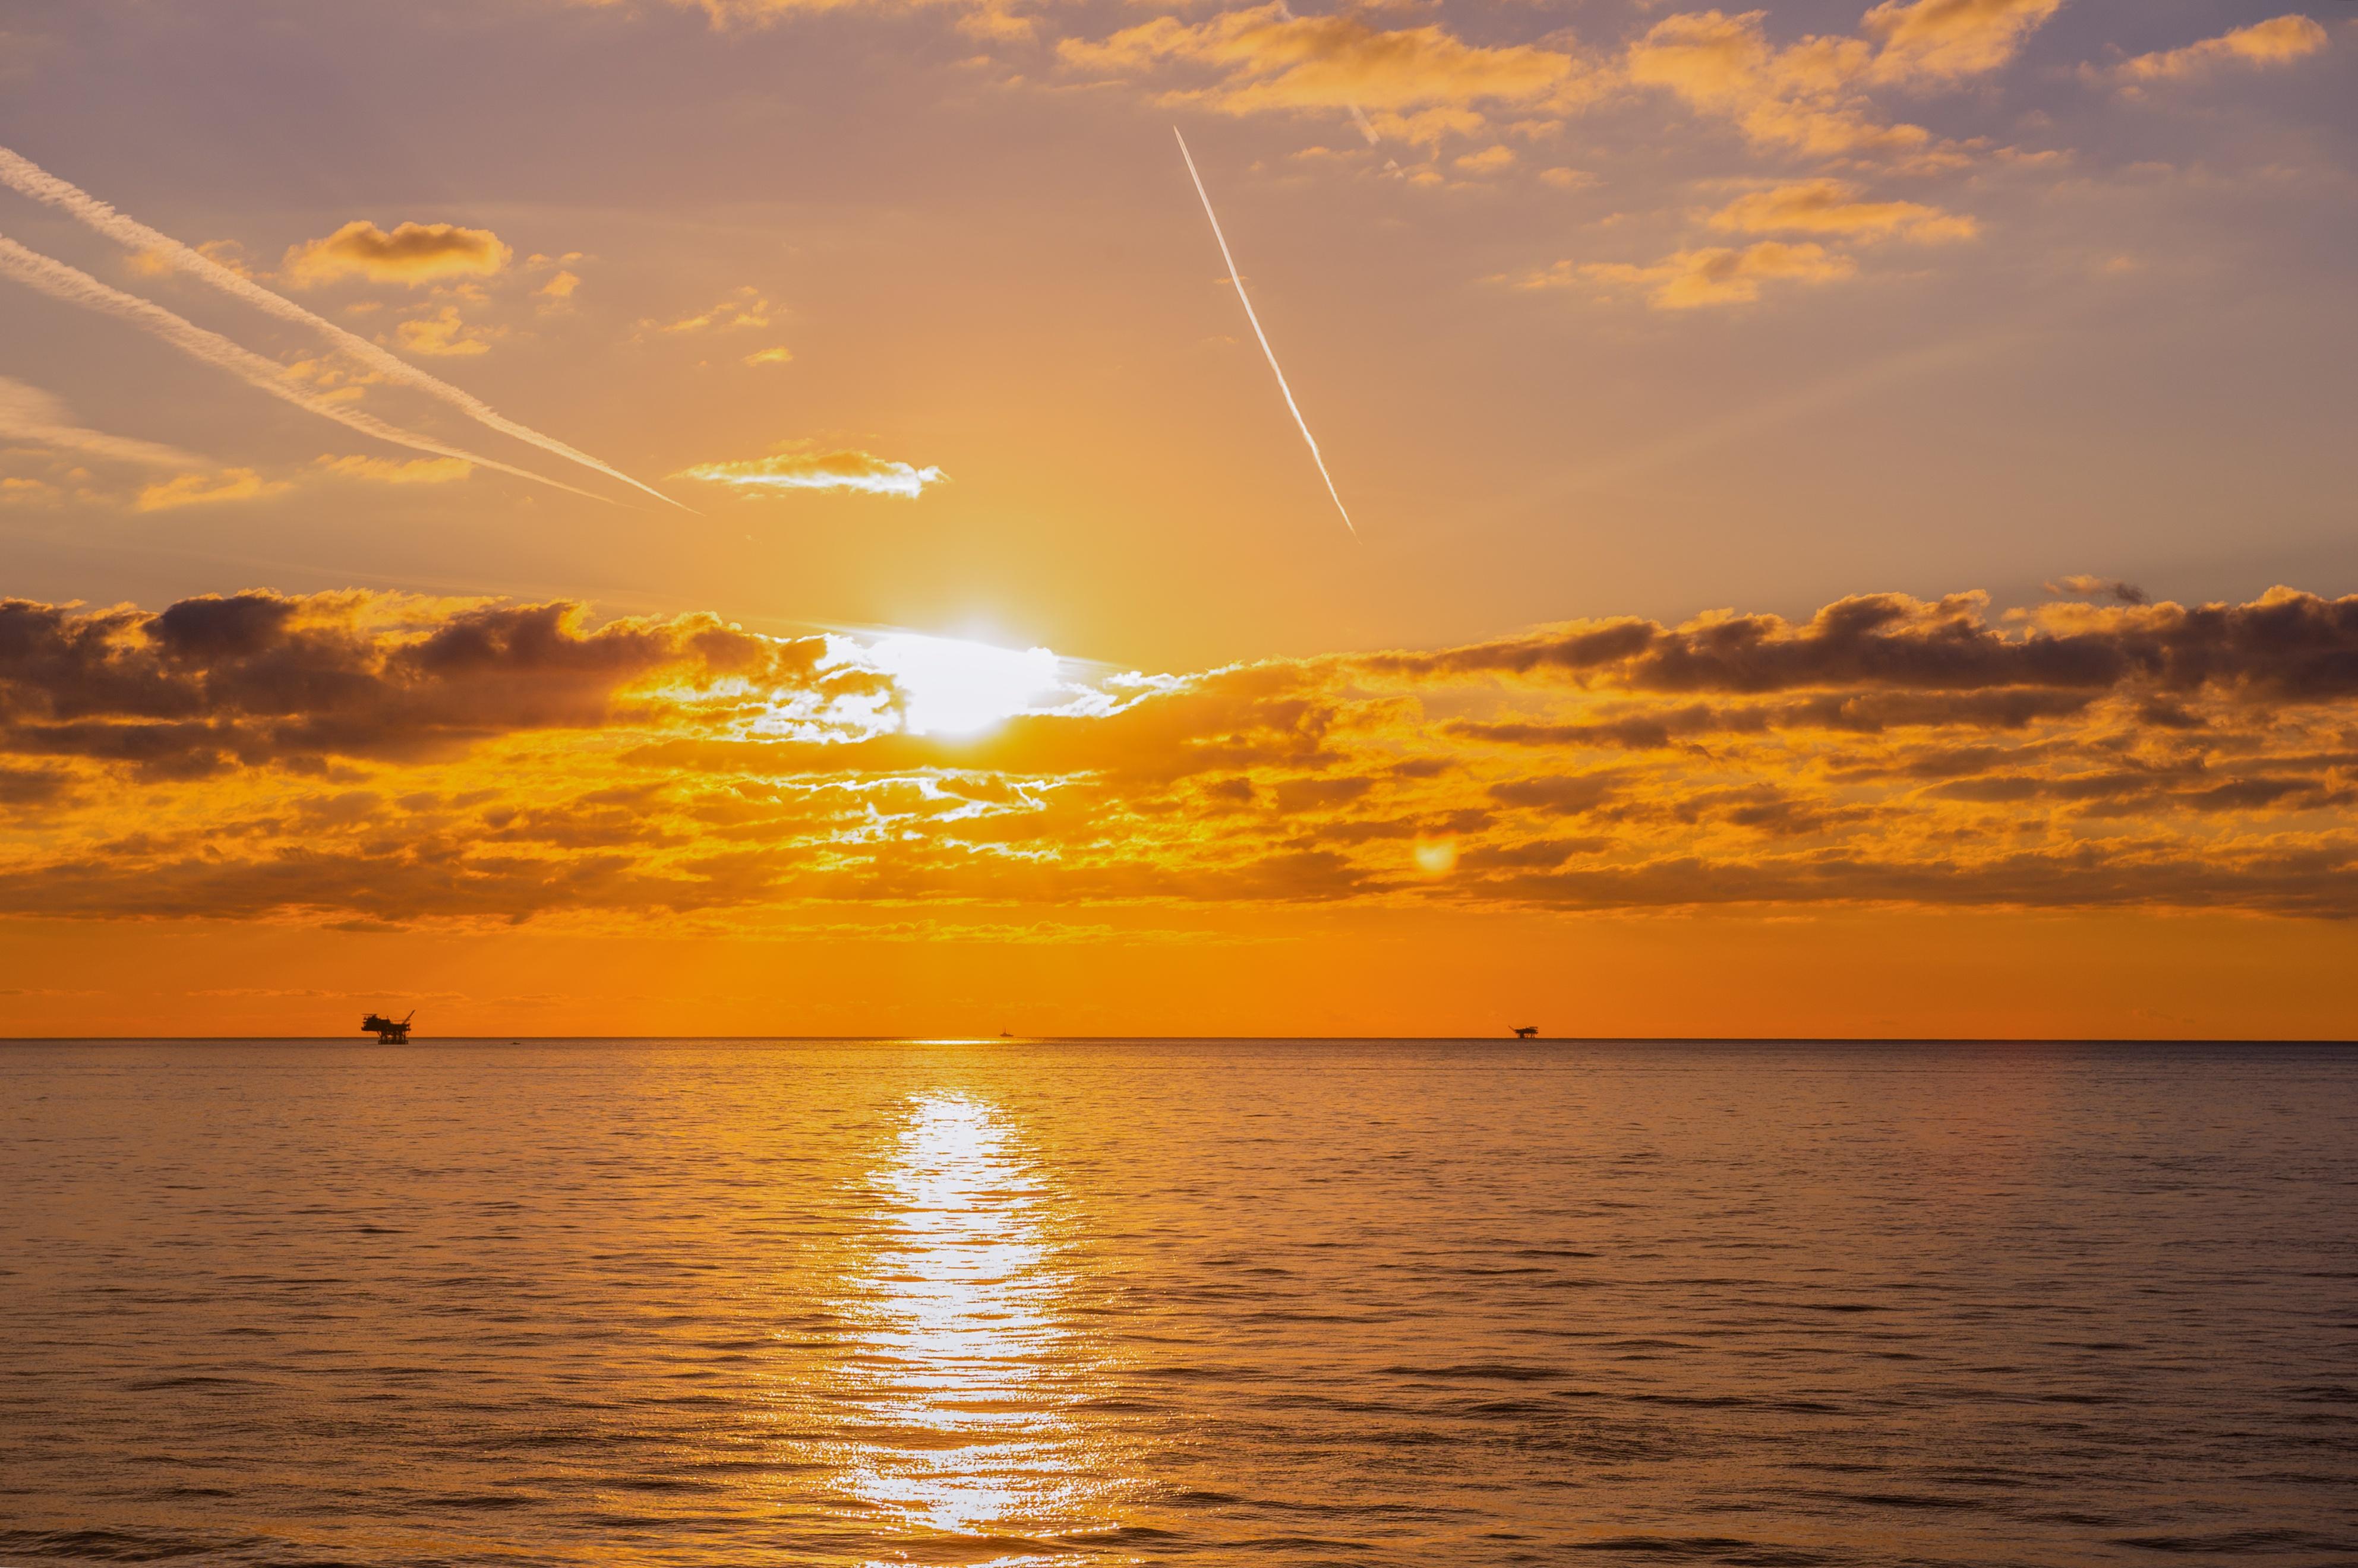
left=0, top=145, right=686, bottom=511
left=1172, top=127, right=1358, bottom=538
left=0, top=233, right=607, bottom=502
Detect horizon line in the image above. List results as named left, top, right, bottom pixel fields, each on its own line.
left=2, top=1033, right=2353, bottom=1047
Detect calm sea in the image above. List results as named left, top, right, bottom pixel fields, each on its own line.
left=1, top=1039, right=2353, bottom=1566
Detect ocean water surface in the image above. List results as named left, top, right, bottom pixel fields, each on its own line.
left=1, top=1038, right=2353, bottom=1566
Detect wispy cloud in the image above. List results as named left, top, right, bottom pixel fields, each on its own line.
left=1861, top=0, right=2065, bottom=83
left=1060, top=4, right=1583, bottom=136
left=0, top=375, right=198, bottom=467
left=394, top=304, right=502, bottom=357
left=1524, top=241, right=1856, bottom=310
left=655, top=286, right=774, bottom=333
left=674, top=445, right=948, bottom=498
left=135, top=467, right=288, bottom=512
left=1708, top=180, right=1978, bottom=244
left=316, top=454, right=474, bottom=485
left=2112, top=14, right=2330, bottom=84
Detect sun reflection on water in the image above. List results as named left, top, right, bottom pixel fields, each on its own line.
left=831, top=1090, right=1123, bottom=1560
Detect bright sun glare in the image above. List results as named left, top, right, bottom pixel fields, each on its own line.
left=863, top=633, right=1065, bottom=736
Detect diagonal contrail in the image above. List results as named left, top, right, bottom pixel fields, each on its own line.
left=0, top=232, right=608, bottom=502
left=1172, top=127, right=1358, bottom=538
left=0, top=144, right=686, bottom=510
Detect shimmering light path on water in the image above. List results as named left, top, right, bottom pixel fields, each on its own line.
left=1, top=1040, right=2353, bottom=1566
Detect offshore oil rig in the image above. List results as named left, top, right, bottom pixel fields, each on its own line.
left=360, top=1010, right=415, bottom=1044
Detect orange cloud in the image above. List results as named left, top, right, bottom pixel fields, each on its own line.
left=315, top=454, right=474, bottom=485
left=656, top=286, right=774, bottom=333
left=1708, top=179, right=1977, bottom=243
left=1622, top=0, right=2058, bottom=165
left=1529, top=240, right=1857, bottom=309
left=674, top=445, right=946, bottom=498
left=2113, top=14, right=2331, bottom=84
left=394, top=304, right=501, bottom=357
left=1624, top=10, right=1920, bottom=160
left=134, top=468, right=288, bottom=512
left=283, top=220, right=512, bottom=287
left=1860, top=0, right=2064, bottom=82
left=7, top=584, right=2358, bottom=931
left=0, top=375, right=198, bottom=467
left=1059, top=5, right=1585, bottom=127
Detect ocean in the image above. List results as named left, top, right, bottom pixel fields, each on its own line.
left=1, top=1039, right=2352, bottom=1566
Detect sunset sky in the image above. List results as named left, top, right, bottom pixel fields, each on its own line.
left=3, top=0, right=2355, bottom=1037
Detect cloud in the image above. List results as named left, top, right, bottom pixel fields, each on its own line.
left=537, top=269, right=582, bottom=301
left=0, top=589, right=859, bottom=777
left=2113, top=15, right=2330, bottom=84
left=656, top=286, right=774, bottom=333
left=394, top=304, right=501, bottom=357
left=282, top=220, right=513, bottom=287
left=1059, top=5, right=1584, bottom=125
left=0, top=476, right=62, bottom=507
left=316, top=454, right=474, bottom=485
left=673, top=445, right=948, bottom=498
left=1535, top=240, right=1856, bottom=309
left=1621, top=0, right=2056, bottom=164
left=1708, top=179, right=1977, bottom=243
left=2046, top=575, right=2148, bottom=607
left=1360, top=586, right=2358, bottom=698
left=0, top=375, right=198, bottom=467
left=135, top=468, right=288, bottom=512
left=743, top=346, right=795, bottom=367
left=7, top=584, right=2358, bottom=929
left=1623, top=10, right=1924, bottom=160
left=1860, top=0, right=2065, bottom=83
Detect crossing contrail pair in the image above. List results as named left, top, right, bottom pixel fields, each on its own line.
left=1172, top=128, right=1358, bottom=538
left=0, top=139, right=1352, bottom=531
left=0, top=145, right=678, bottom=507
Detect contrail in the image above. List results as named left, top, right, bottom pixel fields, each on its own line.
left=0, top=374, right=200, bottom=467
left=0, top=232, right=608, bottom=502
left=0, top=144, right=686, bottom=510
left=1172, top=127, right=1358, bottom=538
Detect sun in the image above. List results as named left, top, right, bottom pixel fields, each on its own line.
left=863, top=632, right=1063, bottom=736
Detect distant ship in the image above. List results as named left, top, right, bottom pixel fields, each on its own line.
left=1511, top=1025, right=1539, bottom=1038
left=361, top=1010, right=414, bottom=1044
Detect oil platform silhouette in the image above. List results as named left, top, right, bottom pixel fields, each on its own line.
left=360, top=1010, right=414, bottom=1044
